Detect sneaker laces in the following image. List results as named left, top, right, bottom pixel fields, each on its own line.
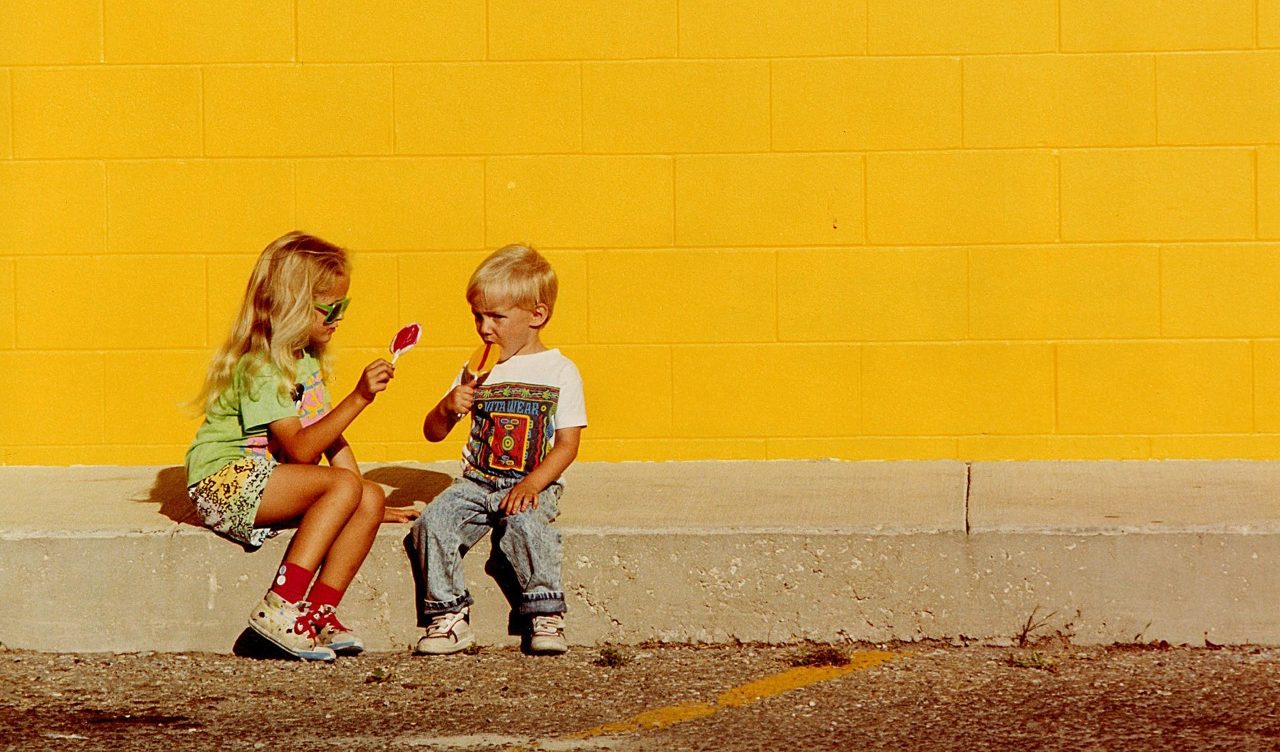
left=426, top=610, right=467, bottom=638
left=309, top=604, right=350, bottom=634
left=291, top=601, right=320, bottom=638
left=531, top=615, right=564, bottom=636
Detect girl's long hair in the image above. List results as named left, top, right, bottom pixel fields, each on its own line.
left=195, top=231, right=349, bottom=412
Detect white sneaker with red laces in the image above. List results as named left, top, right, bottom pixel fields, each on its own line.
left=311, top=604, right=365, bottom=656
left=247, top=592, right=336, bottom=662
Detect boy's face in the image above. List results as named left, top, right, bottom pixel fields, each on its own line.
left=472, top=297, right=548, bottom=358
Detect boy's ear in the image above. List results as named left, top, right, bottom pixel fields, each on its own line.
left=530, top=303, right=550, bottom=328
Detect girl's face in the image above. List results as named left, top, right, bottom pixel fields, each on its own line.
left=310, top=273, right=350, bottom=347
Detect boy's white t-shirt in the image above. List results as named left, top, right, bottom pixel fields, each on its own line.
left=452, top=348, right=587, bottom=485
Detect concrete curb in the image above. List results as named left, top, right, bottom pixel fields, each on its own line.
left=1, top=461, right=1276, bottom=651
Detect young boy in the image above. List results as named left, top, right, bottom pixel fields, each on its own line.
left=410, top=244, right=586, bottom=655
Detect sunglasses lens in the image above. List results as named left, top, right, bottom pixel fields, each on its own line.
left=326, top=298, right=349, bottom=324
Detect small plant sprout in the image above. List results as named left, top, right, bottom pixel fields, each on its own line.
left=593, top=645, right=630, bottom=668
left=1016, top=606, right=1058, bottom=648
left=1007, top=651, right=1059, bottom=672
left=364, top=667, right=395, bottom=684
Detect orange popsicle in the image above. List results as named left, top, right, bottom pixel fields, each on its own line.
left=463, top=342, right=502, bottom=385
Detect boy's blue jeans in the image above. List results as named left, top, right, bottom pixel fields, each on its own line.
left=409, top=476, right=565, bottom=620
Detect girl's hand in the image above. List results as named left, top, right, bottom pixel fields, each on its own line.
left=499, top=480, right=540, bottom=516
left=356, top=359, right=395, bottom=402
left=444, top=384, right=476, bottom=416
left=382, top=504, right=420, bottom=523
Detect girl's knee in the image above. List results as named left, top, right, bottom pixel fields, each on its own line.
left=356, top=479, right=385, bottom=520
left=361, top=479, right=385, bottom=505
left=326, top=468, right=364, bottom=510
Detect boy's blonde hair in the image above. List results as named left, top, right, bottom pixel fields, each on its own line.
left=466, top=244, right=558, bottom=325
left=194, top=231, right=349, bottom=411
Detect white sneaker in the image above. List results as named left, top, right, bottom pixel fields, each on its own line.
left=247, top=592, right=336, bottom=662
left=311, top=604, right=365, bottom=655
left=414, top=608, right=475, bottom=655
left=529, top=614, right=568, bottom=655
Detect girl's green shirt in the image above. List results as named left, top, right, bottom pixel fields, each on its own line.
left=184, top=352, right=322, bottom=486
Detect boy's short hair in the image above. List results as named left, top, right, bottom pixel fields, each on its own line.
left=467, top=244, right=558, bottom=324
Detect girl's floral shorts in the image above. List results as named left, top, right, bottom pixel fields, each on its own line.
left=187, top=455, right=277, bottom=549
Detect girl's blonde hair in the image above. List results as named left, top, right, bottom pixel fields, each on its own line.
left=195, top=231, right=349, bottom=411
left=466, top=244, right=558, bottom=326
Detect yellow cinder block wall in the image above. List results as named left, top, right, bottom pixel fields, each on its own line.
left=3, top=0, right=1280, bottom=464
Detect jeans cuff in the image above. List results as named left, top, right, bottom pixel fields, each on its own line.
left=519, top=591, right=566, bottom=616
left=418, top=591, right=474, bottom=625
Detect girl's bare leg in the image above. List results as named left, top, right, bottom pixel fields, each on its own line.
left=313, top=480, right=385, bottom=592
left=256, top=464, right=363, bottom=572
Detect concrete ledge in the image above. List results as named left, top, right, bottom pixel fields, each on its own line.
left=0, top=461, right=1276, bottom=651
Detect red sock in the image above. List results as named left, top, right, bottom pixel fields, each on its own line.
left=308, top=581, right=344, bottom=609
left=269, top=562, right=313, bottom=604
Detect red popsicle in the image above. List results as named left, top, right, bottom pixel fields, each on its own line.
left=390, top=323, right=421, bottom=364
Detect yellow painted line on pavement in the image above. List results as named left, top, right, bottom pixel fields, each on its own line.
left=567, top=649, right=901, bottom=741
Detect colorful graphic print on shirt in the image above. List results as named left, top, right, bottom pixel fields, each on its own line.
left=465, top=381, right=560, bottom=483
left=245, top=363, right=331, bottom=460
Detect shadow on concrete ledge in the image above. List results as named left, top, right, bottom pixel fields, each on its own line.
left=135, top=464, right=454, bottom=527
left=364, top=465, right=454, bottom=511
left=141, top=466, right=201, bottom=526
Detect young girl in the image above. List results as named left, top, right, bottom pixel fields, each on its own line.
left=185, top=231, right=417, bottom=662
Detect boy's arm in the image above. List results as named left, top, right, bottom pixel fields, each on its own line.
left=422, top=395, right=460, bottom=442
left=498, top=427, right=581, bottom=515
left=423, top=379, right=477, bottom=442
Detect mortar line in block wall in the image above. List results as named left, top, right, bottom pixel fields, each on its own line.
left=1254, top=148, right=1260, bottom=240
left=198, top=67, right=206, bottom=157
left=1056, top=0, right=1063, bottom=52
left=1251, top=340, right=1258, bottom=433
left=6, top=70, right=13, bottom=157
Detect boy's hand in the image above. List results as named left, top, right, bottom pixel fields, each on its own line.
left=499, top=480, right=540, bottom=515
left=444, top=383, right=477, bottom=416
left=356, top=359, right=395, bottom=402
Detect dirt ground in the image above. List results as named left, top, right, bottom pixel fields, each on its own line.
left=2, top=640, right=1278, bottom=751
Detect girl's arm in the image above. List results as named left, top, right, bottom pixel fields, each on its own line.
left=269, top=359, right=394, bottom=465
left=324, top=434, right=354, bottom=468
left=325, top=437, right=359, bottom=474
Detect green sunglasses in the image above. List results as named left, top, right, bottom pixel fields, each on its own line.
left=314, top=296, right=350, bottom=325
